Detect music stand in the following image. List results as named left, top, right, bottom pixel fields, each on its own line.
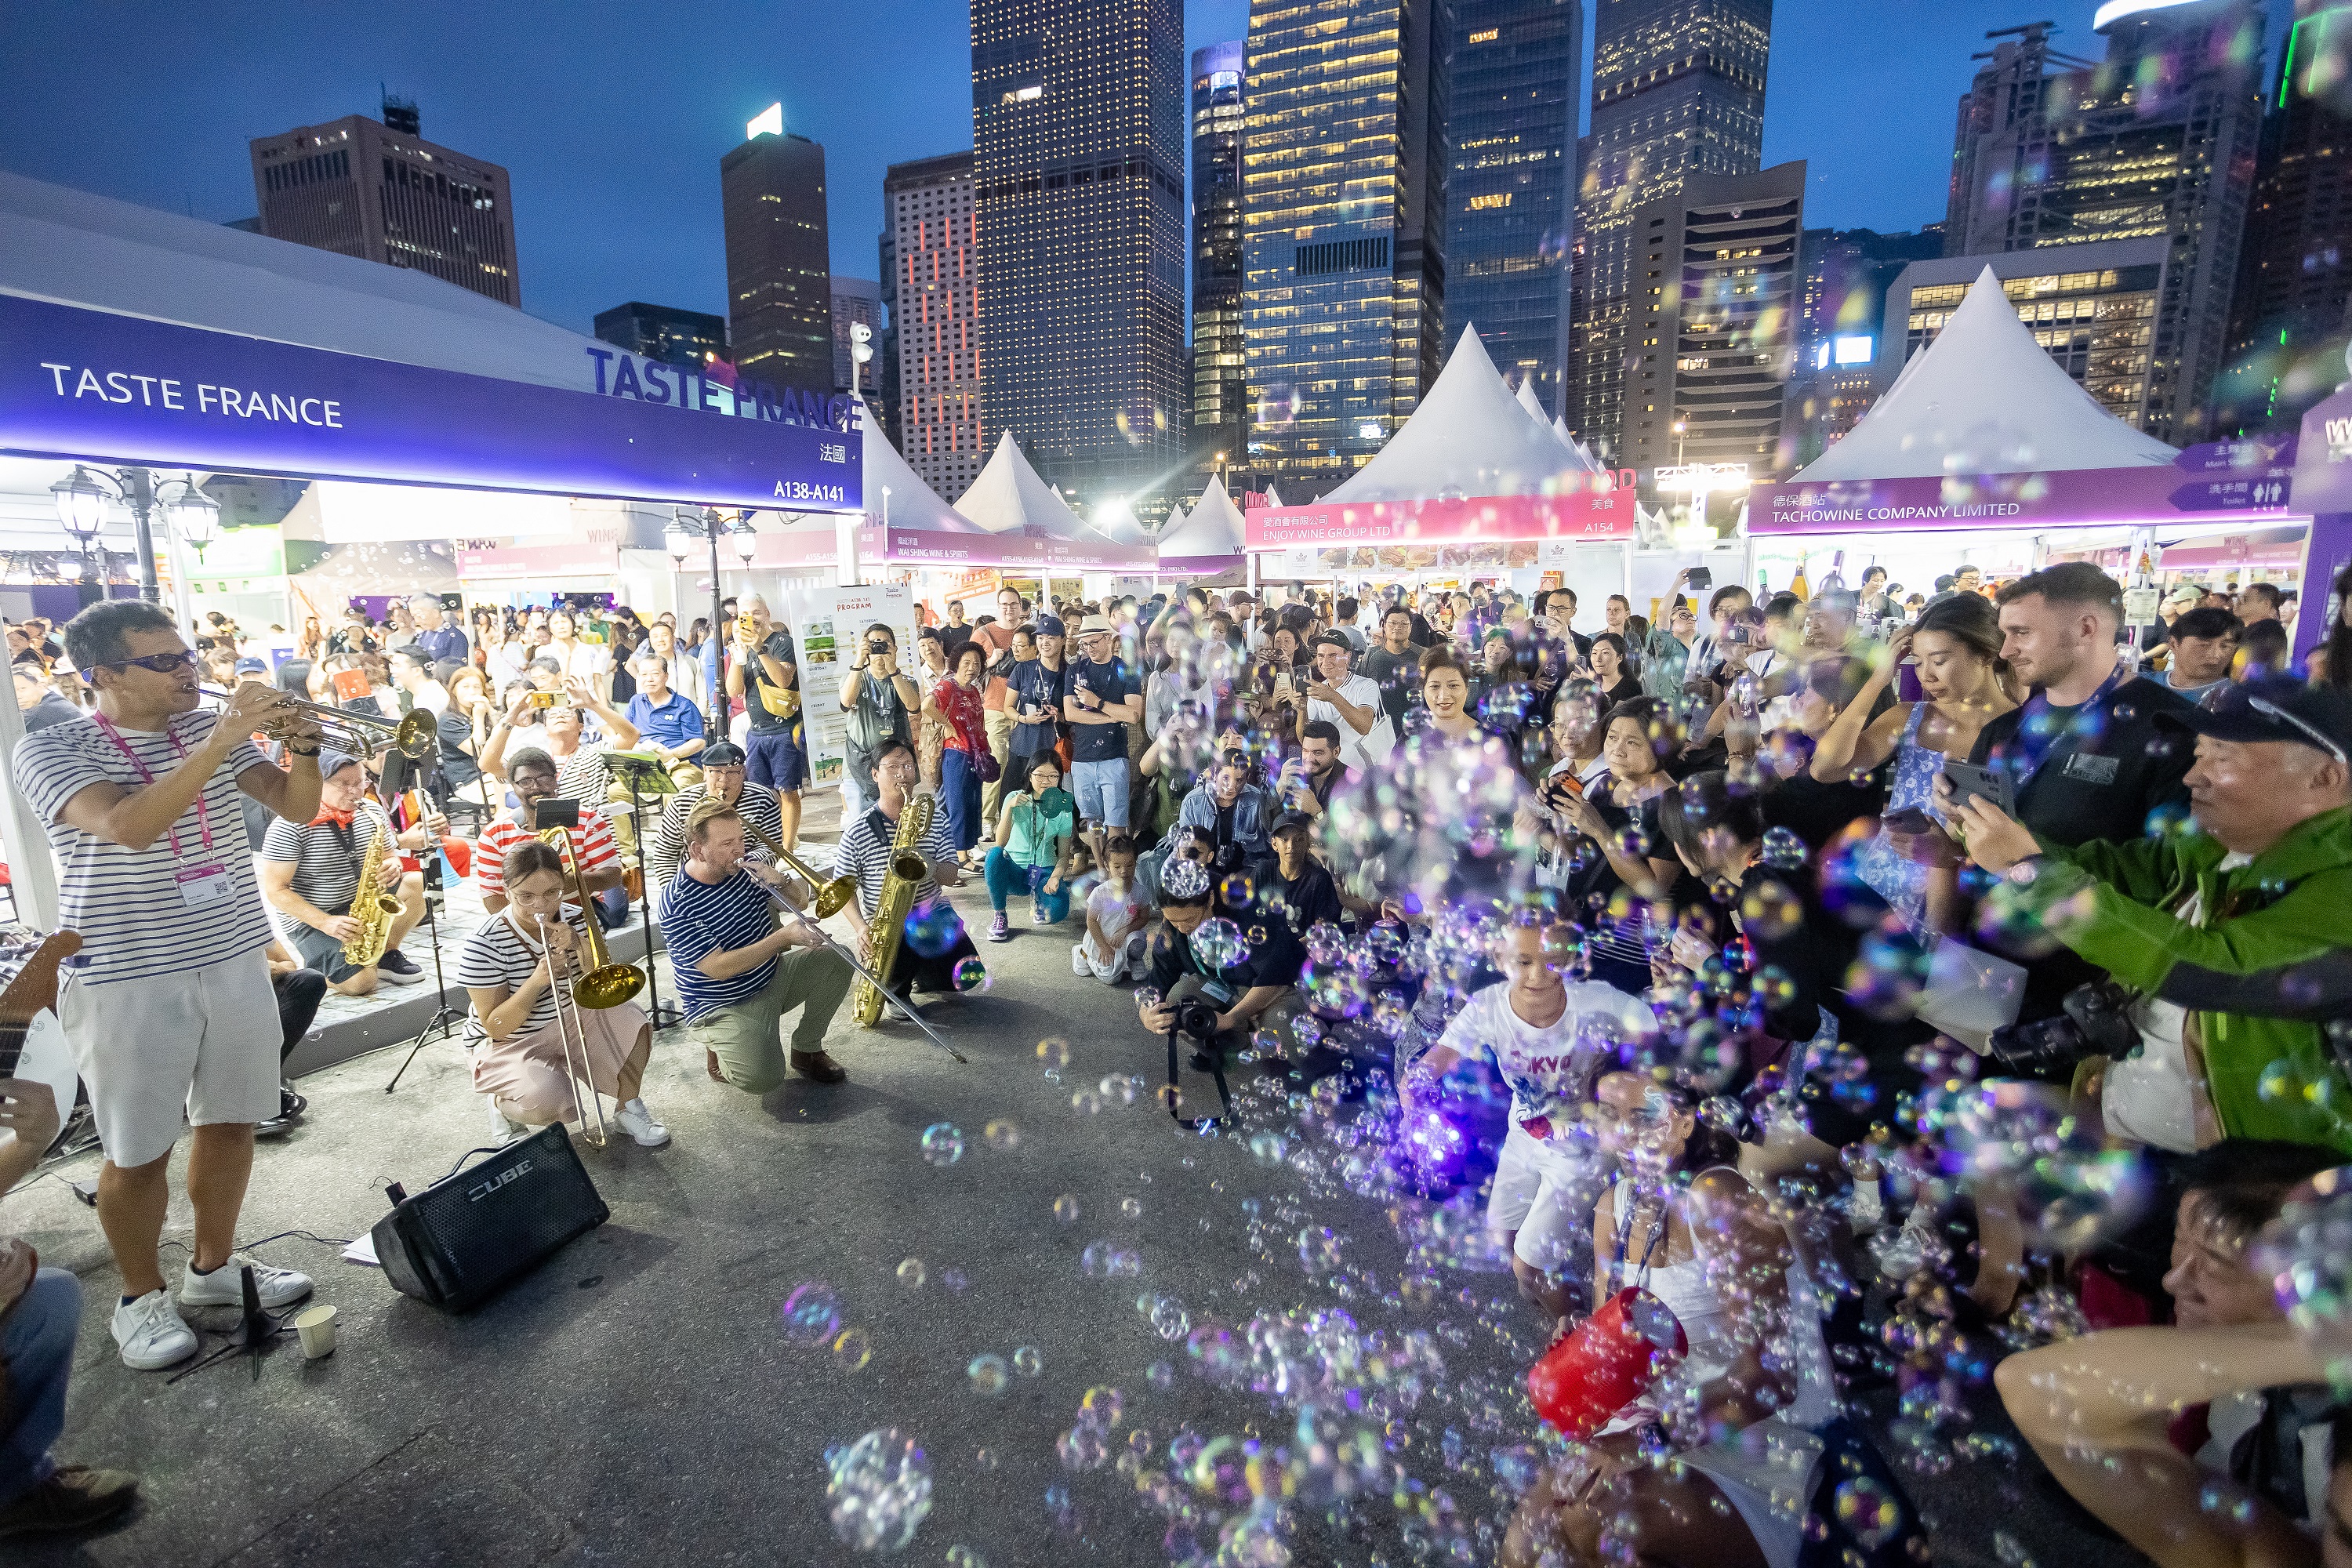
left=387, top=744, right=464, bottom=1093
left=604, top=752, right=681, bottom=1029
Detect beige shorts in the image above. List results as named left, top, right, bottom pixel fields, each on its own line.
left=59, top=946, right=281, bottom=1168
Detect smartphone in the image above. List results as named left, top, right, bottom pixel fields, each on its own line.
left=1686, top=566, right=1712, bottom=592
left=1940, top=760, right=2016, bottom=817
left=527, top=690, right=560, bottom=710
left=1882, top=806, right=1936, bottom=836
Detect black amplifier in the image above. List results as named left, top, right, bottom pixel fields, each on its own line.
left=371, top=1125, right=608, bottom=1312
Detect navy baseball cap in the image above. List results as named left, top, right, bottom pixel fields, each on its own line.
left=2161, top=674, right=2352, bottom=763
left=701, top=741, right=747, bottom=767
left=1034, top=615, right=1066, bottom=639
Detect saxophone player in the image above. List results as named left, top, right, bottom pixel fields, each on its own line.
left=257, top=750, right=437, bottom=996
left=831, top=739, right=980, bottom=1011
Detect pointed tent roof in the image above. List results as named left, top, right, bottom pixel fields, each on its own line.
left=955, top=431, right=1120, bottom=546
left=1095, top=505, right=1153, bottom=546
left=1552, top=416, right=1603, bottom=473
left=853, top=396, right=988, bottom=533
left=1515, top=376, right=1549, bottom=425
left=1324, top=326, right=1587, bottom=502
left=1793, top=266, right=2177, bottom=481
left=1158, top=474, right=1246, bottom=561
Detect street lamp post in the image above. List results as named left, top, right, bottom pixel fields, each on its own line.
left=50, top=465, right=222, bottom=621
left=667, top=506, right=734, bottom=739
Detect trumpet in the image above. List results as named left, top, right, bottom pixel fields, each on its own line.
left=742, top=819, right=856, bottom=919
left=201, top=684, right=436, bottom=758
left=535, top=913, right=610, bottom=1149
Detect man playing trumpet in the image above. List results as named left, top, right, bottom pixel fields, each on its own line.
left=258, top=750, right=439, bottom=995
left=11, top=601, right=323, bottom=1371
left=664, top=797, right=854, bottom=1091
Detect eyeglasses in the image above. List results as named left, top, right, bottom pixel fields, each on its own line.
left=82, top=650, right=198, bottom=678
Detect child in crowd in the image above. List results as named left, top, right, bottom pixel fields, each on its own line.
left=1075, top=834, right=1151, bottom=982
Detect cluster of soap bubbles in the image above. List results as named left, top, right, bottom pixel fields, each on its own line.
left=825, top=1428, right=933, bottom=1552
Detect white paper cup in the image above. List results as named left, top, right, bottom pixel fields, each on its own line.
left=293, top=1303, right=338, bottom=1359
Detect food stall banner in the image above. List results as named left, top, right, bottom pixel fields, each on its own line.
left=1750, top=448, right=2296, bottom=536
left=1245, top=487, right=1635, bottom=549
left=1, top=294, right=861, bottom=512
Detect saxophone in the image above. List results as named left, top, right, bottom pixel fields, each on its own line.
left=343, top=818, right=402, bottom=968
left=851, top=792, right=937, bottom=1027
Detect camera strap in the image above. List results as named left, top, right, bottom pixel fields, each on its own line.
left=1165, top=1025, right=1232, bottom=1130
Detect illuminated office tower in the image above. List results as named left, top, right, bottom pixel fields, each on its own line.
left=1943, top=3, right=2263, bottom=442
left=1443, top=0, right=1583, bottom=418
left=593, top=302, right=728, bottom=369
left=2216, top=0, right=2352, bottom=434
left=972, top=0, right=1188, bottom=522
left=1192, top=42, right=1248, bottom=480
left=885, top=151, right=985, bottom=496
left=722, top=106, right=836, bottom=398
left=1570, top=0, right=1772, bottom=462
left=249, top=95, right=519, bottom=306
left=1242, top=0, right=1449, bottom=499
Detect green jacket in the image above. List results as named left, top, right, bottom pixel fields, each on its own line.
left=2011, top=807, right=2352, bottom=1153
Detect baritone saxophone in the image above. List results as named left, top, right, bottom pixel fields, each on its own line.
left=851, top=793, right=936, bottom=1027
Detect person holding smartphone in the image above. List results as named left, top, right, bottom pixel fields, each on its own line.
left=839, top=625, right=920, bottom=822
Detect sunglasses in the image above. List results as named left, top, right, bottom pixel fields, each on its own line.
left=82, top=649, right=198, bottom=678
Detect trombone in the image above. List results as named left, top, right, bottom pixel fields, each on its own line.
left=536, top=828, right=648, bottom=1009
left=201, top=684, right=436, bottom=758
left=535, top=913, right=610, bottom=1149
left=741, top=819, right=856, bottom=919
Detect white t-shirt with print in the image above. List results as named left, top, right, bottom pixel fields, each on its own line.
left=1436, top=978, right=1659, bottom=1130
left=1307, top=673, right=1385, bottom=768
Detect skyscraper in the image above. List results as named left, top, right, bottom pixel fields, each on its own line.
left=876, top=227, right=902, bottom=447
left=1443, top=0, right=1583, bottom=419
left=2216, top=0, right=2352, bottom=434
left=885, top=151, right=986, bottom=498
left=722, top=109, right=835, bottom=398
left=1242, top=0, right=1450, bottom=500
left=1943, top=3, right=2264, bottom=443
left=1191, top=42, right=1248, bottom=479
left=1570, top=0, right=1773, bottom=461
left=1617, top=162, right=1805, bottom=475
left=831, top=276, right=882, bottom=394
left=1780, top=226, right=1945, bottom=467
left=249, top=98, right=519, bottom=307
left=972, top=0, right=1188, bottom=521
left=593, top=302, right=728, bottom=369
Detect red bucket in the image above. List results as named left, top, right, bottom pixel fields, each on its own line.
left=1526, top=1287, right=1687, bottom=1439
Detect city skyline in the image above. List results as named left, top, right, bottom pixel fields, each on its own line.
left=5, top=0, right=2293, bottom=343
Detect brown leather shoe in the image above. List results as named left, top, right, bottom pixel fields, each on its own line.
left=789, top=1051, right=847, bottom=1085
left=0, top=1465, right=140, bottom=1538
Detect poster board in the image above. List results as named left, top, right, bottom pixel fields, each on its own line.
left=779, top=581, right=918, bottom=789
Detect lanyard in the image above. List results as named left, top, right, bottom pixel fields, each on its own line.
left=2013, top=664, right=2128, bottom=779
left=93, top=712, right=212, bottom=862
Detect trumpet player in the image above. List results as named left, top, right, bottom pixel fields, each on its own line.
left=457, top=839, right=667, bottom=1146
left=11, top=601, right=323, bottom=1372
left=645, top=742, right=780, bottom=891
left=666, top=797, right=854, bottom=1091
left=257, top=751, right=435, bottom=995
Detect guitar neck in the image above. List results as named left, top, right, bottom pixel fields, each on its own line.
left=0, top=931, right=83, bottom=1079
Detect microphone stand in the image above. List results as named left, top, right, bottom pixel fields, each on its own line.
left=760, top=873, right=966, bottom=1064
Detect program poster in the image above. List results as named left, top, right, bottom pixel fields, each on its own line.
left=785, top=582, right=918, bottom=790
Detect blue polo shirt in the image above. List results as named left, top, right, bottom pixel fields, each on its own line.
left=626, top=688, right=704, bottom=751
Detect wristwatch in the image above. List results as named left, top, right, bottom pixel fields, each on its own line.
left=2005, top=855, right=2045, bottom=887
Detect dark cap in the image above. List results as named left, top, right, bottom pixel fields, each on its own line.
left=1034, top=615, right=1066, bottom=640
left=1272, top=809, right=1314, bottom=837
left=701, top=741, right=747, bottom=768
left=317, top=748, right=362, bottom=779
left=2160, top=675, right=2352, bottom=762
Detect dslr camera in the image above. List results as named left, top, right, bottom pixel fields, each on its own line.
left=1165, top=996, right=1222, bottom=1042
left=1986, top=979, right=2140, bottom=1076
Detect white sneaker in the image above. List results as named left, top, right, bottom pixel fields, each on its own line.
left=485, top=1094, right=526, bottom=1142
left=615, top=1098, right=670, bottom=1148
left=1072, top=943, right=1091, bottom=978
left=111, top=1289, right=197, bottom=1370
left=181, top=1252, right=313, bottom=1310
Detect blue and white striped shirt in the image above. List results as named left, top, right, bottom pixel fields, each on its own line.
left=660, top=868, right=780, bottom=1024
left=13, top=710, right=275, bottom=985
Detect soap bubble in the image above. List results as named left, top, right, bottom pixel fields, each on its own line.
left=1054, top=1194, right=1080, bottom=1225
left=824, top=1428, right=932, bottom=1552
left=952, top=956, right=989, bottom=993
left=831, top=1326, right=873, bottom=1371
left=1760, top=826, right=1808, bottom=869
left=1122, top=1196, right=1144, bottom=1218
left=967, top=1353, right=1010, bottom=1394
left=985, top=1119, right=1022, bottom=1151
left=782, top=1281, right=842, bottom=1346
left=920, top=1123, right=965, bottom=1166
left=896, top=1258, right=927, bottom=1289
left=1013, top=1345, right=1044, bottom=1377
left=1833, top=1475, right=1904, bottom=1549
left=1191, top=917, right=1250, bottom=970
left=905, top=902, right=964, bottom=958
left=1036, top=1036, right=1071, bottom=1069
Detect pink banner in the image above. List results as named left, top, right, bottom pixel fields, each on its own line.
left=1750, top=464, right=2296, bottom=535
left=1244, top=489, right=1636, bottom=549
left=456, top=539, right=621, bottom=581
left=884, top=527, right=1155, bottom=570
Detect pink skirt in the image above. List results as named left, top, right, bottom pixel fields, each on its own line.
left=473, top=1001, right=649, bottom=1124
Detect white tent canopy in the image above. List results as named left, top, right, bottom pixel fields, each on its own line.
left=854, top=396, right=989, bottom=534
left=1158, top=474, right=1246, bottom=561
left=1552, top=416, right=1602, bottom=472
left=955, top=431, right=1119, bottom=546
left=1, top=171, right=615, bottom=393
left=1324, top=326, right=1592, bottom=503
left=1793, top=265, right=2178, bottom=482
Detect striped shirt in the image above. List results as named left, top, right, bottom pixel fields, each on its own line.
left=646, top=782, right=780, bottom=890
left=554, top=745, right=614, bottom=806
left=260, top=800, right=394, bottom=916
left=13, top=710, right=274, bottom=985
left=475, top=811, right=621, bottom=902
left=829, top=800, right=956, bottom=921
left=456, top=906, right=589, bottom=1040
left=659, top=869, right=781, bottom=1024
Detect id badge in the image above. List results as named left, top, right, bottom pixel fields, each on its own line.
left=1199, top=978, right=1237, bottom=1007
left=175, top=862, right=234, bottom=909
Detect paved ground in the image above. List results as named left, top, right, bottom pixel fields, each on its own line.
left=4, top=869, right=2151, bottom=1566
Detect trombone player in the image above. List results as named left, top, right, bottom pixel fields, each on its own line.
left=257, top=750, right=437, bottom=995
left=644, top=741, right=780, bottom=890
left=456, top=838, right=668, bottom=1146
left=665, top=797, right=854, bottom=1091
